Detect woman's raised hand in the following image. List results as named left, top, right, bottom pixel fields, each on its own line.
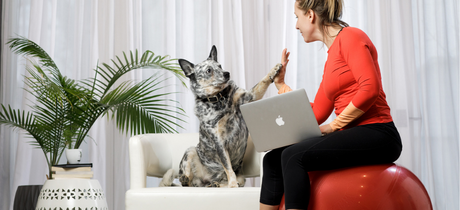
left=274, top=48, right=290, bottom=90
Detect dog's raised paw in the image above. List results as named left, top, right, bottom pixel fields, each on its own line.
left=268, top=63, right=283, bottom=82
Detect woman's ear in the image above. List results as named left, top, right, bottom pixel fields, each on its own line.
left=308, top=9, right=315, bottom=23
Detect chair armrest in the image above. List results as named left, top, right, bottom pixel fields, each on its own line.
left=128, top=135, right=147, bottom=189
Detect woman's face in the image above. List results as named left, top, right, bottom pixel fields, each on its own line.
left=294, top=2, right=319, bottom=43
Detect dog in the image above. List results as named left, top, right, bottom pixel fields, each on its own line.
left=160, top=45, right=282, bottom=188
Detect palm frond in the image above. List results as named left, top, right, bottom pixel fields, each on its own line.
left=95, top=50, right=186, bottom=99
left=0, top=104, right=37, bottom=134
left=7, top=37, right=61, bottom=80
left=100, top=74, right=187, bottom=136
left=112, top=100, right=186, bottom=136
left=24, top=63, right=69, bottom=108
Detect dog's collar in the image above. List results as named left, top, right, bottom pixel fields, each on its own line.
left=200, top=85, right=232, bottom=104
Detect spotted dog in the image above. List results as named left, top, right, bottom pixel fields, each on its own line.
left=160, top=46, right=281, bottom=188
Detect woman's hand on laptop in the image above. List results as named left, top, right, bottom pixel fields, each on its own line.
left=274, top=48, right=290, bottom=90
left=320, top=124, right=333, bottom=136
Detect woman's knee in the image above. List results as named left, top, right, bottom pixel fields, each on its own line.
left=280, top=145, right=304, bottom=169
left=262, top=147, right=284, bottom=171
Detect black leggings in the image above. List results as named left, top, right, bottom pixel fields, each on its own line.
left=260, top=122, right=402, bottom=209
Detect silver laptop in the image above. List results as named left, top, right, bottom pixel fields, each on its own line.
left=240, top=89, right=322, bottom=152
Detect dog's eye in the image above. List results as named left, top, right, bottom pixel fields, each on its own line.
left=218, top=65, right=222, bottom=69
left=206, top=68, right=212, bottom=74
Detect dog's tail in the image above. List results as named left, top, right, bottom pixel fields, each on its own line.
left=159, top=169, right=180, bottom=187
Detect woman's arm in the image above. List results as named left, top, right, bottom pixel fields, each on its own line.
left=341, top=36, right=380, bottom=112
left=327, top=31, right=380, bottom=132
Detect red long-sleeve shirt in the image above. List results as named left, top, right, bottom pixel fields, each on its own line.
left=281, top=27, right=393, bottom=129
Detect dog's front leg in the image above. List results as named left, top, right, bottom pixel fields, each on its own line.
left=214, top=142, right=239, bottom=188
left=249, top=63, right=283, bottom=101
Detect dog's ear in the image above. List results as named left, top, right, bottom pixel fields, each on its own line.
left=207, top=45, right=218, bottom=62
left=178, top=59, right=195, bottom=77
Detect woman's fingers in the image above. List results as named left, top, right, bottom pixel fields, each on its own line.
left=281, top=49, right=290, bottom=67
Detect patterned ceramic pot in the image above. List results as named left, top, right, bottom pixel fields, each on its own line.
left=35, top=179, right=108, bottom=210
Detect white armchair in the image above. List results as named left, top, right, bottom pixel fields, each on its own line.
left=125, top=133, right=262, bottom=210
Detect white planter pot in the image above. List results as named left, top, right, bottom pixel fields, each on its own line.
left=65, top=149, right=82, bottom=164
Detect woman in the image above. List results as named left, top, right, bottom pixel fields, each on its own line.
left=260, top=0, right=403, bottom=209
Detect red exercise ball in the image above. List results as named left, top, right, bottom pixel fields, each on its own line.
left=278, top=164, right=432, bottom=210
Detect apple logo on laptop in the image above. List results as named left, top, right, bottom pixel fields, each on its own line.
left=276, top=115, right=285, bottom=126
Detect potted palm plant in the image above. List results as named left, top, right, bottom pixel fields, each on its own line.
left=0, top=37, right=187, bottom=179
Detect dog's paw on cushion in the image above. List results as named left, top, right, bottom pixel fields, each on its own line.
left=207, top=181, right=221, bottom=188
left=179, top=174, right=191, bottom=186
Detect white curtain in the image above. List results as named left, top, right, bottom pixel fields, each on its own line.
left=1, top=0, right=458, bottom=210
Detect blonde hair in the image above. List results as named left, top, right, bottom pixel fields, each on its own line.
left=296, top=0, right=349, bottom=38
